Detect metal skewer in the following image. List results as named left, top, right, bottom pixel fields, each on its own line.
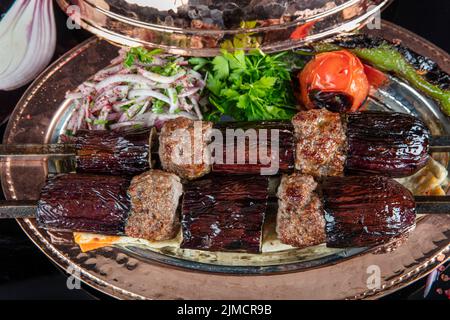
left=414, top=196, right=450, bottom=214
left=0, top=143, right=160, bottom=159
left=0, top=196, right=449, bottom=219
left=1, top=135, right=450, bottom=158
left=0, top=200, right=37, bottom=219
left=429, top=136, right=450, bottom=153
left=0, top=144, right=76, bottom=158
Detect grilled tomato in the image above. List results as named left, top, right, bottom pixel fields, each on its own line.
left=298, top=50, right=369, bottom=112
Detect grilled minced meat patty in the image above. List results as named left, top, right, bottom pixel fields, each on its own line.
left=159, top=117, right=213, bottom=180
left=276, top=173, right=326, bottom=248
left=293, top=109, right=347, bottom=177
left=126, top=170, right=183, bottom=241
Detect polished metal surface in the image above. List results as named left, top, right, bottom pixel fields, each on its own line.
left=56, top=0, right=392, bottom=56
left=0, top=201, right=36, bottom=219
left=0, top=22, right=449, bottom=299
left=430, top=136, right=450, bottom=153
left=416, top=196, right=450, bottom=215
left=0, top=144, right=75, bottom=158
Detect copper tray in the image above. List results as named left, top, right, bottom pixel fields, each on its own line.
left=1, top=21, right=449, bottom=299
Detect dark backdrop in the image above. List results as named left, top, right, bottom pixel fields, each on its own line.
left=383, top=0, right=450, bottom=52
left=0, top=0, right=448, bottom=300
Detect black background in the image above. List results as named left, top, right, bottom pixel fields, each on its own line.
left=0, top=0, right=449, bottom=300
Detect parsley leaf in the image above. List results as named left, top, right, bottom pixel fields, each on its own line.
left=212, top=56, right=229, bottom=80
left=206, top=76, right=223, bottom=96
left=124, top=47, right=163, bottom=68
left=192, top=49, right=297, bottom=121
left=189, top=57, right=210, bottom=71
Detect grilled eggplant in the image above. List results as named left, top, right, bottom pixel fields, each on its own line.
left=72, top=128, right=155, bottom=175
left=61, top=110, right=431, bottom=179
left=37, top=174, right=131, bottom=234
left=345, top=111, right=430, bottom=177
left=212, top=121, right=295, bottom=174
left=35, top=172, right=420, bottom=252
left=212, top=111, right=431, bottom=178
left=181, top=175, right=269, bottom=253
left=289, top=109, right=430, bottom=178
left=322, top=176, right=416, bottom=248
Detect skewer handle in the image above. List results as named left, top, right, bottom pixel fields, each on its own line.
left=430, top=136, right=450, bottom=153
left=0, top=200, right=36, bottom=219
left=415, top=196, right=450, bottom=214
left=0, top=144, right=75, bottom=158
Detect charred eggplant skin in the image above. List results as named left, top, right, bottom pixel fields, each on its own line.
left=181, top=175, right=268, bottom=253
left=212, top=121, right=295, bottom=174
left=322, top=176, right=416, bottom=248
left=36, top=174, right=131, bottom=234
left=344, top=112, right=430, bottom=177
left=72, top=128, right=153, bottom=175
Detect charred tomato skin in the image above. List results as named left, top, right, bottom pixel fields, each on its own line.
left=298, top=50, right=369, bottom=112
left=308, top=89, right=354, bottom=113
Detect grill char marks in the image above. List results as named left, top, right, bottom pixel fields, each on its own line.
left=125, top=170, right=183, bottom=241
left=36, top=174, right=131, bottom=234
left=159, top=117, right=213, bottom=180
left=276, top=173, right=326, bottom=248
left=73, top=128, right=154, bottom=175
left=322, top=176, right=416, bottom=248
left=292, top=109, right=347, bottom=177
left=181, top=175, right=269, bottom=253
left=212, top=121, right=295, bottom=174
left=345, top=112, right=430, bottom=177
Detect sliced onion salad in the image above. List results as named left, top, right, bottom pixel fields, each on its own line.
left=65, top=48, right=206, bottom=134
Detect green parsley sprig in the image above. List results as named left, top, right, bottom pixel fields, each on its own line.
left=190, top=49, right=298, bottom=121
left=124, top=47, right=163, bottom=68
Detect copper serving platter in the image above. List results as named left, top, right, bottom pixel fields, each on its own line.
left=1, top=21, right=449, bottom=299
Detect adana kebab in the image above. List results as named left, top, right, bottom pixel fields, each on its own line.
left=0, top=170, right=448, bottom=253
left=0, top=109, right=447, bottom=179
